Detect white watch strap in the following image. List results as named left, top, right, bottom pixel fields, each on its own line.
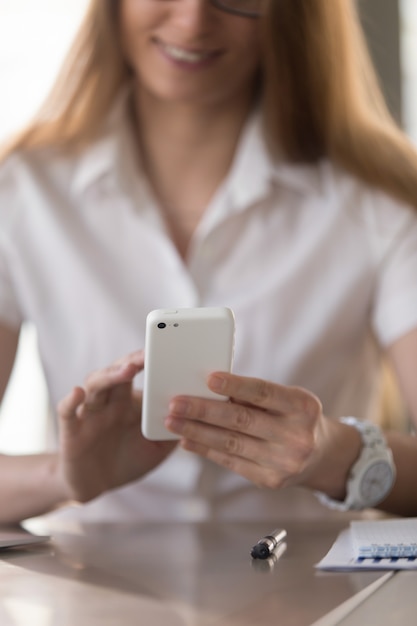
left=316, top=417, right=395, bottom=512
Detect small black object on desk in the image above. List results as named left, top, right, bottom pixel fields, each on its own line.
left=251, top=528, right=287, bottom=560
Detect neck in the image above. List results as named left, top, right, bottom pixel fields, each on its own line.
left=130, top=87, right=255, bottom=257
left=134, top=86, right=254, bottom=164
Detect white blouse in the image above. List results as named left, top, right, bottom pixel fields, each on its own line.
left=1, top=99, right=417, bottom=522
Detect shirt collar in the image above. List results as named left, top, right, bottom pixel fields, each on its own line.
left=226, top=110, right=321, bottom=211
left=72, top=91, right=321, bottom=201
left=71, top=88, right=134, bottom=196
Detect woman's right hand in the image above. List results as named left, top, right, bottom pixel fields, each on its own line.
left=56, top=350, right=177, bottom=503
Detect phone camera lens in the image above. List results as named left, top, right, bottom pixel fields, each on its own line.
left=157, top=323, right=166, bottom=329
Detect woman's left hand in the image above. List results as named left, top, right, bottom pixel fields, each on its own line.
left=57, top=350, right=177, bottom=503
left=165, top=371, right=326, bottom=490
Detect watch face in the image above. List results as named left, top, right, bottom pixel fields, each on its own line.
left=360, top=461, right=395, bottom=505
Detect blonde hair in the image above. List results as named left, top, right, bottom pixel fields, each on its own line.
left=262, top=0, right=417, bottom=209
left=3, top=0, right=417, bottom=210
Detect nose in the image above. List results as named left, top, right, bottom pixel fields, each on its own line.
left=171, top=0, right=217, bottom=36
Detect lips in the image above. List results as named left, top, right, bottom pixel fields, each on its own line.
left=157, top=39, right=221, bottom=65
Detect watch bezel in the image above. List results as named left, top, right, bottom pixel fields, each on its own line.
left=315, top=417, right=396, bottom=512
left=349, top=453, right=396, bottom=509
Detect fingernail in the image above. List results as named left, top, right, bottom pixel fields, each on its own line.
left=114, top=362, right=129, bottom=373
left=209, top=374, right=226, bottom=392
left=169, top=399, right=189, bottom=416
left=165, top=417, right=184, bottom=433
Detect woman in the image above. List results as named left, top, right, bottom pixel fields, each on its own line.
left=0, top=0, right=416, bottom=524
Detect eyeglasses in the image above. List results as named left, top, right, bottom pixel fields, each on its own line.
left=210, top=0, right=265, bottom=17
left=112, top=0, right=265, bottom=19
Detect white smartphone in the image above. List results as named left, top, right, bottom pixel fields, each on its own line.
left=141, top=307, right=235, bottom=440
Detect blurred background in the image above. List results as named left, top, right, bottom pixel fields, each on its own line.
left=0, top=0, right=416, bottom=453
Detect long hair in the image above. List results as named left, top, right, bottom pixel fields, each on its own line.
left=2, top=0, right=417, bottom=209
left=262, top=0, right=417, bottom=208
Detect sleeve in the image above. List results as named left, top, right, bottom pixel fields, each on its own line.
left=0, top=244, right=23, bottom=329
left=0, top=160, right=24, bottom=330
left=371, top=194, right=417, bottom=347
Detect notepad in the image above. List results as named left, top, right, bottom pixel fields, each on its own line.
left=316, top=518, right=417, bottom=571
left=350, top=518, right=417, bottom=559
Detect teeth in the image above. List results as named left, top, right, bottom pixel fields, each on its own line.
left=163, top=43, right=210, bottom=64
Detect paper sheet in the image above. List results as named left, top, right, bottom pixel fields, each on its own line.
left=350, top=517, right=417, bottom=557
left=316, top=528, right=417, bottom=571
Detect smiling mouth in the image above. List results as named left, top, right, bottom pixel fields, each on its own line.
left=158, top=41, right=220, bottom=64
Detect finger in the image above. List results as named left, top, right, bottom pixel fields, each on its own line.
left=166, top=416, right=276, bottom=465
left=179, top=439, right=288, bottom=490
left=83, top=359, right=143, bottom=409
left=57, top=386, right=85, bottom=429
left=166, top=414, right=314, bottom=474
left=207, top=372, right=321, bottom=417
left=168, top=396, right=281, bottom=441
left=85, top=351, right=144, bottom=393
left=115, top=349, right=145, bottom=370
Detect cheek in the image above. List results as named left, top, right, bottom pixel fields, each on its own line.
left=230, top=24, right=261, bottom=68
left=119, top=1, right=139, bottom=64
left=231, top=30, right=261, bottom=79
left=118, top=0, right=153, bottom=64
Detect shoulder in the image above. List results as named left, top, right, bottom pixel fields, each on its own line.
left=0, top=145, right=74, bottom=195
left=0, top=135, right=103, bottom=213
left=316, top=159, right=417, bottom=238
left=0, top=144, right=87, bottom=246
left=322, top=162, right=417, bottom=272
left=0, top=153, right=27, bottom=232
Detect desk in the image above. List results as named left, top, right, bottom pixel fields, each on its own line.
left=0, top=519, right=403, bottom=626
left=336, top=570, right=416, bottom=626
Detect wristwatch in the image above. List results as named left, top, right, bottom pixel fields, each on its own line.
left=316, top=417, right=396, bottom=511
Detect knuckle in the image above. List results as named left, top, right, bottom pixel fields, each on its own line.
left=180, top=421, right=195, bottom=439
left=294, top=387, right=322, bottom=421
left=253, top=378, right=269, bottom=404
left=295, top=431, right=316, bottom=461
left=224, top=433, right=244, bottom=456
left=233, top=405, right=253, bottom=432
left=307, top=393, right=322, bottom=420
left=286, top=457, right=306, bottom=478
left=285, top=432, right=316, bottom=477
left=195, top=400, right=208, bottom=421
left=282, top=440, right=314, bottom=477
left=214, top=452, right=237, bottom=473
left=83, top=374, right=101, bottom=396
left=57, top=388, right=79, bottom=417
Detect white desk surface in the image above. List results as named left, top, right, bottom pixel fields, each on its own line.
left=0, top=518, right=399, bottom=626
left=336, top=570, right=417, bottom=626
